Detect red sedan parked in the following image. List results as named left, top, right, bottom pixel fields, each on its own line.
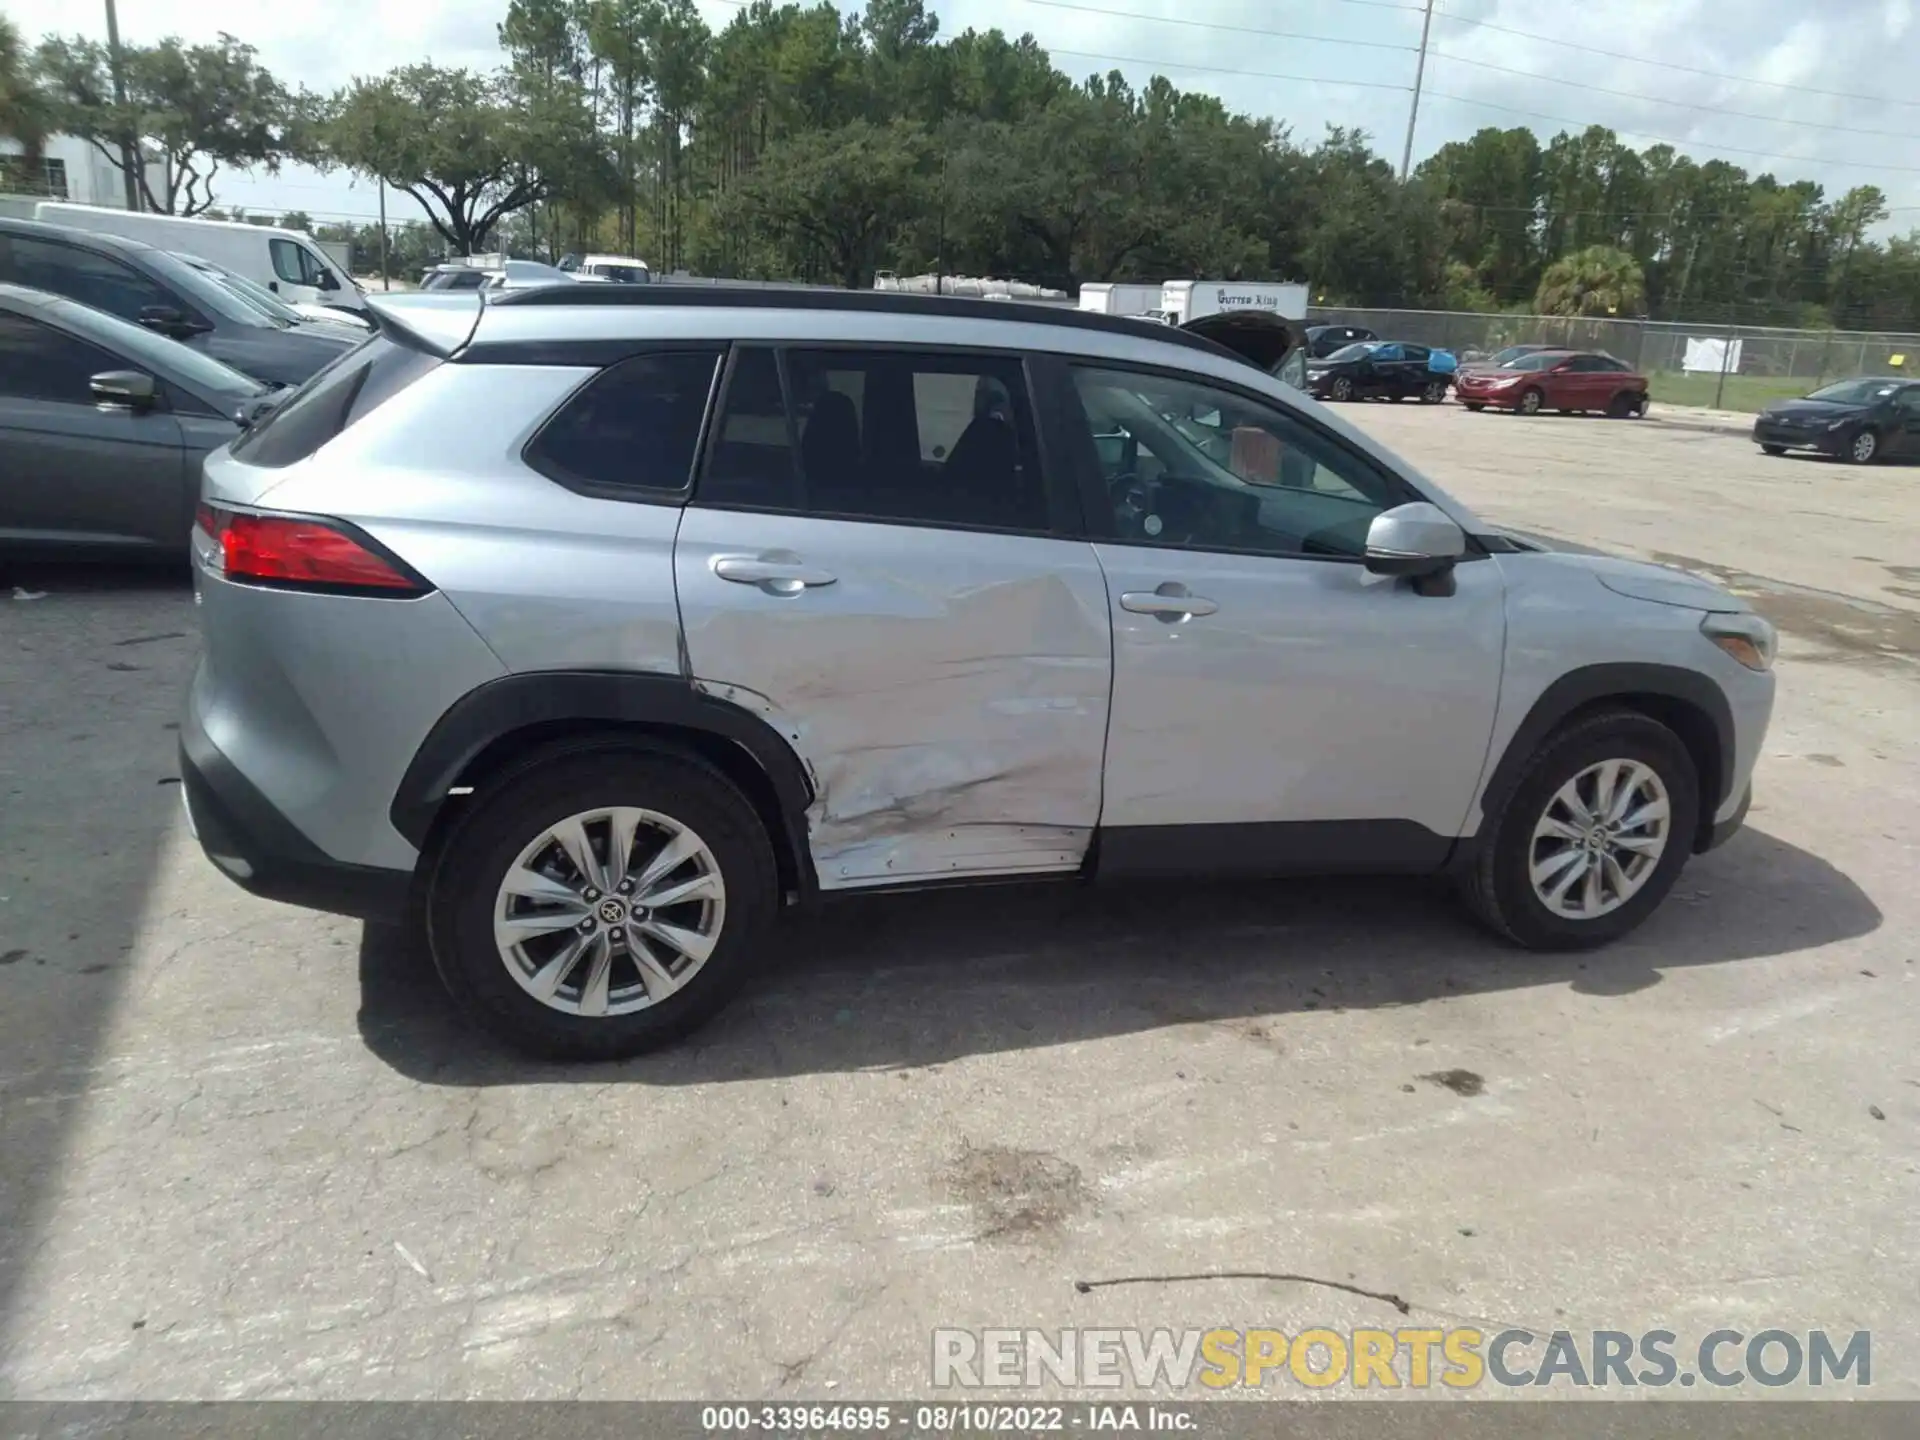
left=1455, top=350, right=1650, bottom=418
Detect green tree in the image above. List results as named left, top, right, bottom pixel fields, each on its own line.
left=1535, top=244, right=1647, bottom=317
left=276, top=209, right=314, bottom=232
left=721, top=117, right=926, bottom=287
left=1, top=16, right=51, bottom=173
left=33, top=31, right=295, bottom=214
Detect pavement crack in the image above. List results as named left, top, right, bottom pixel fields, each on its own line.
left=1074, top=1269, right=1412, bottom=1315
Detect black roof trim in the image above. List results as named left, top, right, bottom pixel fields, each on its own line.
left=487, top=283, right=1234, bottom=361
left=0, top=216, right=156, bottom=255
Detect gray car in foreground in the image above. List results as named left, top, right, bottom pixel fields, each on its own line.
left=182, top=287, right=1777, bottom=1059
left=0, top=283, right=271, bottom=558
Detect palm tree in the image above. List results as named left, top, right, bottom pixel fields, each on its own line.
left=1534, top=244, right=1647, bottom=318
left=1, top=16, right=51, bottom=174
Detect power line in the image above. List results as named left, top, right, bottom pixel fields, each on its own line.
left=1429, top=49, right=1920, bottom=141
left=1423, top=88, right=1920, bottom=175
left=1026, top=0, right=1414, bottom=53
left=1048, top=46, right=1410, bottom=93
left=1431, top=9, right=1920, bottom=111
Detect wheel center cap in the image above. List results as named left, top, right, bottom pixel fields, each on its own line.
left=596, top=897, right=628, bottom=925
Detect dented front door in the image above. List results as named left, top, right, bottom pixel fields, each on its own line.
left=675, top=513, right=1112, bottom=888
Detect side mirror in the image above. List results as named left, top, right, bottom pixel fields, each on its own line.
left=1365, top=501, right=1466, bottom=583
left=91, top=370, right=157, bottom=412
left=318, top=270, right=340, bottom=291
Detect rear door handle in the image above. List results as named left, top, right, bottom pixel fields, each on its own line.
left=1120, top=585, right=1218, bottom=621
left=712, top=554, right=838, bottom=596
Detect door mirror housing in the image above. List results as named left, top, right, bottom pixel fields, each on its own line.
left=138, top=305, right=210, bottom=339
left=318, top=268, right=340, bottom=291
left=1365, top=501, right=1466, bottom=580
left=90, top=369, right=158, bottom=412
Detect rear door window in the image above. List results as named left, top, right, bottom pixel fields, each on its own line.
left=0, top=234, right=183, bottom=324
left=228, top=336, right=439, bottom=468
left=524, top=349, right=722, bottom=498
left=0, top=313, right=116, bottom=403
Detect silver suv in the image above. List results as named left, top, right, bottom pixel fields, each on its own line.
left=181, top=288, right=1776, bottom=1059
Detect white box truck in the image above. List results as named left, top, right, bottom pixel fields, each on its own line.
left=31, top=202, right=368, bottom=318
left=1160, top=279, right=1309, bottom=326
left=1077, top=282, right=1164, bottom=317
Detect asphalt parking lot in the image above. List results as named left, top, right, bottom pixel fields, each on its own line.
left=1, top=406, right=1916, bottom=1403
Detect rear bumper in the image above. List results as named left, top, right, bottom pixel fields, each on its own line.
left=180, top=716, right=412, bottom=921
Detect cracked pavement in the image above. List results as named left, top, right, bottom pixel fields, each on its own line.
left=2, top=410, right=1917, bottom=1399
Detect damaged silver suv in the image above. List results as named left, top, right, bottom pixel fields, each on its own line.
left=182, top=287, right=1775, bottom=1059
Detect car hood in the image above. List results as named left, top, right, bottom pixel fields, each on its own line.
left=1500, top=537, right=1749, bottom=612
left=203, top=324, right=357, bottom=387
left=1762, top=398, right=1868, bottom=420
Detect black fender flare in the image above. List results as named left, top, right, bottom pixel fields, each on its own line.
left=389, top=670, right=816, bottom=889
left=1471, top=662, right=1735, bottom=848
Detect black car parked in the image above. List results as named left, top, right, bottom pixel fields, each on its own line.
left=0, top=219, right=357, bottom=388
left=1752, top=377, right=1920, bottom=465
left=1304, top=323, right=1377, bottom=358
left=1305, top=340, right=1451, bottom=404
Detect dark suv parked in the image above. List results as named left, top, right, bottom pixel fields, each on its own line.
left=0, top=219, right=356, bottom=388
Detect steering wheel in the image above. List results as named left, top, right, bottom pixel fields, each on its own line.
left=1107, top=470, right=1158, bottom=537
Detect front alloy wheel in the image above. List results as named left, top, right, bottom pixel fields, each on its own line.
left=1527, top=761, right=1670, bottom=920
left=1517, top=388, right=1544, bottom=415
left=1422, top=379, right=1448, bottom=404
left=1329, top=376, right=1354, bottom=402
left=1846, top=428, right=1879, bottom=464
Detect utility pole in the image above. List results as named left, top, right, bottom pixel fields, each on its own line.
left=1398, top=0, right=1437, bottom=182
left=377, top=180, right=390, bottom=292
left=103, top=0, right=141, bottom=210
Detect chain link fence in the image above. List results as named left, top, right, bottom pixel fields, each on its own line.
left=1306, top=306, right=1920, bottom=411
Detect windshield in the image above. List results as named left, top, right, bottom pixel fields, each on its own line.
left=1323, top=342, right=1379, bottom=363
left=1506, top=352, right=1564, bottom=372
left=1491, top=346, right=1542, bottom=366
left=139, top=248, right=287, bottom=329
left=1805, top=378, right=1900, bottom=404
left=173, top=253, right=306, bottom=325
left=51, top=295, right=269, bottom=405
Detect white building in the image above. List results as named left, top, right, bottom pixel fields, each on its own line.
left=1, top=135, right=169, bottom=212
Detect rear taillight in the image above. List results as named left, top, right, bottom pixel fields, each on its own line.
left=196, top=503, right=429, bottom=597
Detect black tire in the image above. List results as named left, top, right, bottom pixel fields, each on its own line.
left=1841, top=427, right=1880, bottom=465
left=1517, top=388, right=1544, bottom=416
left=1458, top=709, right=1701, bottom=952
left=1421, top=378, right=1448, bottom=404
left=1606, top=390, right=1645, bottom=419
left=426, top=745, right=778, bottom=1060
left=1760, top=443, right=1787, bottom=456
left=1329, top=376, right=1354, bottom=402
left=1464, top=402, right=1486, bottom=412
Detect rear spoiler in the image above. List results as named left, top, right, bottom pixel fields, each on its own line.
left=365, top=293, right=485, bottom=358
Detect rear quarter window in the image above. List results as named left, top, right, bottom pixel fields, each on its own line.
left=229, top=337, right=441, bottom=468
left=523, top=349, right=722, bottom=500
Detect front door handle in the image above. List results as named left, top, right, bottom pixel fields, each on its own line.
left=1120, top=583, right=1218, bottom=622
left=712, top=553, right=838, bottom=596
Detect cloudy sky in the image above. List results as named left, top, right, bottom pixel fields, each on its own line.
left=12, top=0, right=1920, bottom=233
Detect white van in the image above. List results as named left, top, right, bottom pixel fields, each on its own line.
left=1077, top=282, right=1163, bottom=317
left=31, top=202, right=368, bottom=317
left=558, top=253, right=652, bottom=284
left=1160, top=279, right=1309, bottom=326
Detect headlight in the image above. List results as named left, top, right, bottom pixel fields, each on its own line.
left=1701, top=612, right=1776, bottom=671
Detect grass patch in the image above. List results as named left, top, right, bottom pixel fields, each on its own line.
left=1646, top=372, right=1821, bottom=413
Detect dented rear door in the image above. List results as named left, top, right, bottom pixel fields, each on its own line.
left=674, top=344, right=1112, bottom=890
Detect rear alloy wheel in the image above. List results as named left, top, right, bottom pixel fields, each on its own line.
left=1844, top=428, right=1879, bottom=465
left=1459, top=708, right=1699, bottom=950
left=1329, top=376, right=1354, bottom=402
left=1760, top=443, right=1787, bottom=457
left=1422, top=378, right=1448, bottom=404
left=1517, top=387, right=1544, bottom=416
left=428, top=747, right=777, bottom=1059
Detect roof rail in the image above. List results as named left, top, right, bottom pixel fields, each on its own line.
left=486, top=283, right=1231, bottom=360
